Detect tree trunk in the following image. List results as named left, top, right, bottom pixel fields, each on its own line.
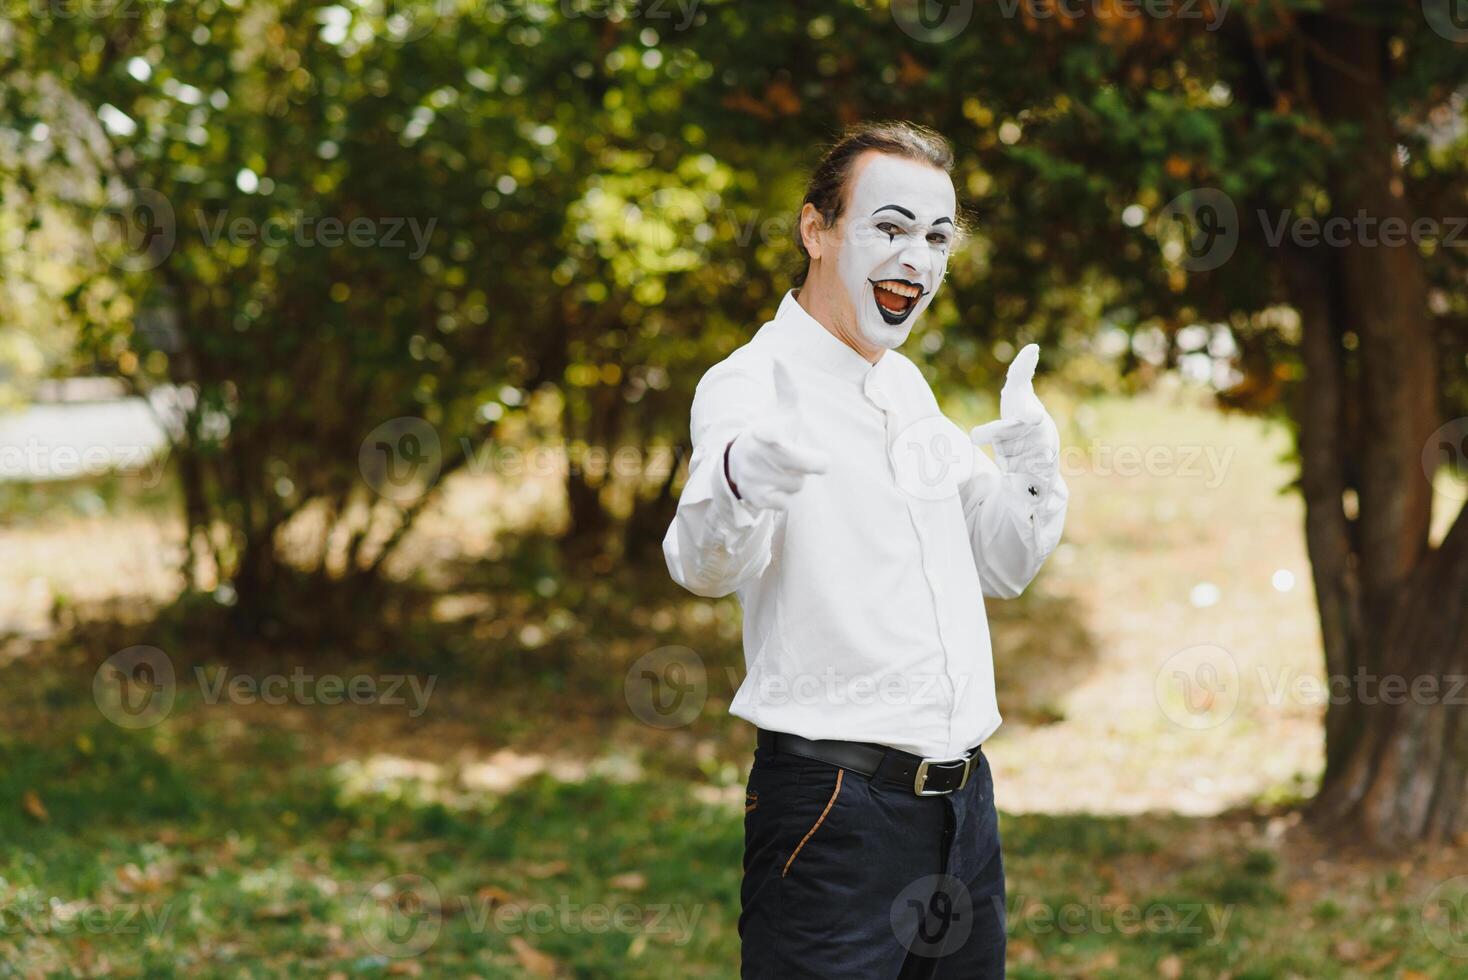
left=1285, top=13, right=1468, bottom=846
left=563, top=470, right=611, bottom=558
left=1309, top=516, right=1468, bottom=843
left=623, top=441, right=686, bottom=564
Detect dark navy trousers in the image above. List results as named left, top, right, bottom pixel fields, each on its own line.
left=739, top=743, right=1006, bottom=978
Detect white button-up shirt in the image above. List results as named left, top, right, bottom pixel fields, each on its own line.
left=664, top=291, right=1068, bottom=758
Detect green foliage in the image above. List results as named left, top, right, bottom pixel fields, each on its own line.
left=3, top=0, right=1467, bottom=608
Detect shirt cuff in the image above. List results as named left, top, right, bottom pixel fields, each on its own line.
left=685, top=440, right=763, bottom=542
left=713, top=451, right=763, bottom=533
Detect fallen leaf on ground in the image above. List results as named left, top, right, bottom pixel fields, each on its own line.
left=22, top=790, right=47, bottom=823
left=476, top=884, right=516, bottom=905
left=510, top=936, right=559, bottom=976
left=524, top=860, right=569, bottom=879
left=252, top=904, right=298, bottom=922
left=1358, top=950, right=1398, bottom=972
left=609, top=872, right=646, bottom=891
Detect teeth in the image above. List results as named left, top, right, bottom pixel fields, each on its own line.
left=876, top=281, right=920, bottom=298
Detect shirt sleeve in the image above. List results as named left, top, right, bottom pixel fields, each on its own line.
left=959, top=447, right=1068, bottom=599
left=663, top=363, right=778, bottom=598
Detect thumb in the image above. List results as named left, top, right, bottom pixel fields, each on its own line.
left=1005, top=343, right=1040, bottom=387
left=1000, top=344, right=1043, bottom=423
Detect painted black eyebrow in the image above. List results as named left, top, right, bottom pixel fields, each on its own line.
left=873, top=205, right=954, bottom=229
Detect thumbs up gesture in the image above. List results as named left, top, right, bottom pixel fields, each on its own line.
left=725, top=361, right=832, bottom=511
left=969, top=344, right=1060, bottom=498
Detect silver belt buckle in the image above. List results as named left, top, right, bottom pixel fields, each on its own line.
left=913, top=754, right=974, bottom=796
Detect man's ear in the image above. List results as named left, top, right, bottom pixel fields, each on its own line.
left=798, top=203, right=827, bottom=262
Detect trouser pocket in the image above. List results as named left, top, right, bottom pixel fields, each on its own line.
left=780, top=767, right=843, bottom=878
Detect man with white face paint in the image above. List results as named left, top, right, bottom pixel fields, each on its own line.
left=664, top=122, right=1067, bottom=978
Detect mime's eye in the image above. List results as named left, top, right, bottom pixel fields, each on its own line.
left=875, top=221, right=901, bottom=242
left=928, top=233, right=949, bottom=246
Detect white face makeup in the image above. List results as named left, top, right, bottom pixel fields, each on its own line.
left=834, top=153, right=957, bottom=351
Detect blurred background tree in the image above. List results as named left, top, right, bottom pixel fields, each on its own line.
left=661, top=0, right=1468, bottom=845
left=3, top=0, right=1467, bottom=847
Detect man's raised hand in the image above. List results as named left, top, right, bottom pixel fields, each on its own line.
left=725, top=361, right=831, bottom=510
left=969, top=343, right=1060, bottom=495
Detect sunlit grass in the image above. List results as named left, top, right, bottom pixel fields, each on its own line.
left=0, top=704, right=1457, bottom=976
left=0, top=388, right=1463, bottom=976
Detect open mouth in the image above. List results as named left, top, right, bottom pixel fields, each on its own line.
left=868, top=278, right=925, bottom=325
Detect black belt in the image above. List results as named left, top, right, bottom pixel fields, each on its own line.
left=757, top=728, right=981, bottom=796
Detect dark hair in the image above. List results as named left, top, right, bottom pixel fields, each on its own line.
left=793, top=121, right=956, bottom=287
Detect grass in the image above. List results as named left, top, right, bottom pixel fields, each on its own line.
left=2, top=387, right=1466, bottom=977
left=1, top=648, right=1462, bottom=978
left=0, top=696, right=741, bottom=977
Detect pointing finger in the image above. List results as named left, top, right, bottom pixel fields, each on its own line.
left=969, top=418, right=1028, bottom=446
left=761, top=489, right=795, bottom=511
left=772, top=440, right=831, bottom=475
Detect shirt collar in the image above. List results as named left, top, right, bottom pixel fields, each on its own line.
left=770, top=290, right=879, bottom=384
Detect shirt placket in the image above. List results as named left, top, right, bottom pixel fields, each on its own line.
left=864, top=371, right=962, bottom=757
